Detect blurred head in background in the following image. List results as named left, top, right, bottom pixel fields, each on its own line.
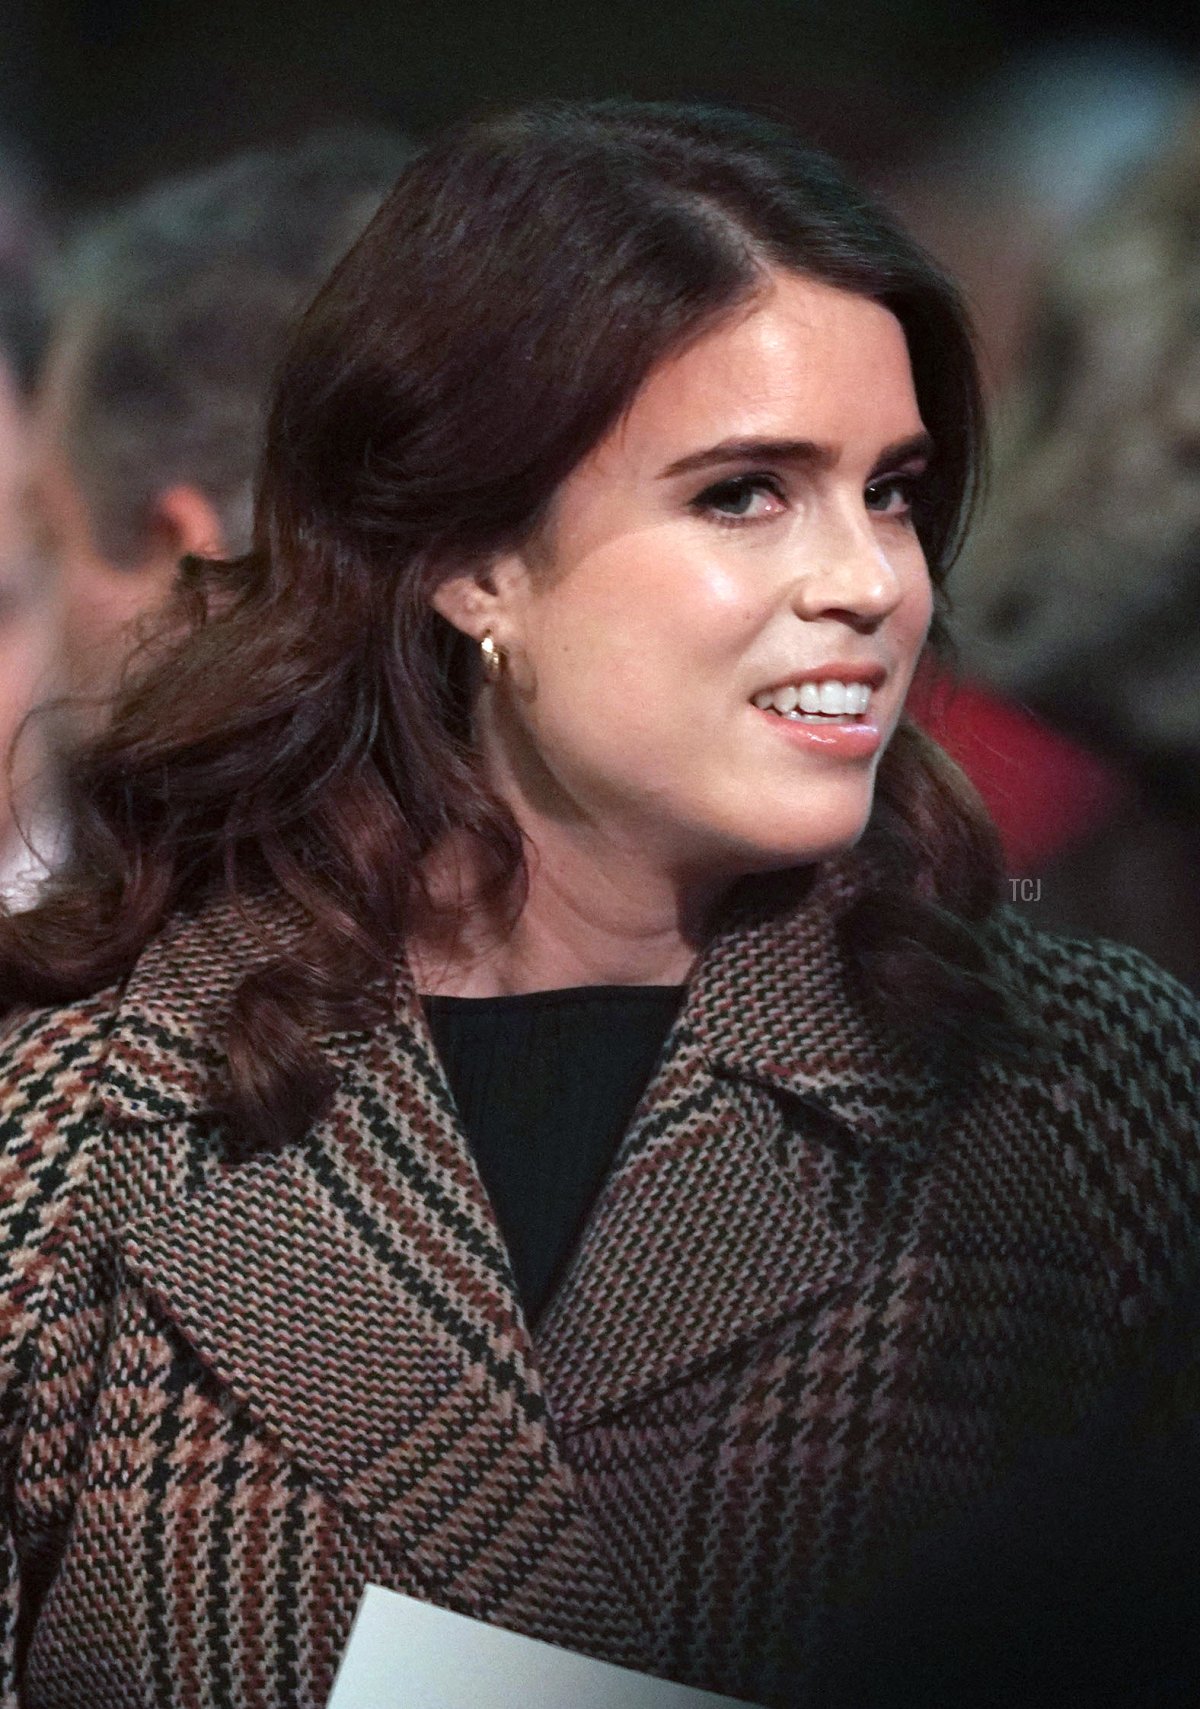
left=889, top=42, right=1191, bottom=393
left=948, top=100, right=1200, bottom=770
left=0, top=140, right=55, bottom=899
left=32, top=126, right=413, bottom=723
left=897, top=56, right=1200, bottom=991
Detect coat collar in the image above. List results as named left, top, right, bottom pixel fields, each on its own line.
left=533, top=857, right=952, bottom=1422
left=102, top=853, right=953, bottom=1563
left=98, top=851, right=944, bottom=1147
left=685, top=857, right=948, bottom=1147
left=107, top=896, right=651, bottom=1653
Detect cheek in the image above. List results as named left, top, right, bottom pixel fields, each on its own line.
left=896, top=553, right=935, bottom=657
left=0, top=671, right=20, bottom=749
left=531, top=535, right=757, bottom=684
left=517, top=542, right=757, bottom=793
left=59, top=561, right=155, bottom=670
left=62, top=560, right=124, bottom=632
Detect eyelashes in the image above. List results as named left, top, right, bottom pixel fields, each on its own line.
left=691, top=468, right=932, bottom=529
left=863, top=473, right=925, bottom=519
left=691, top=473, right=787, bottom=527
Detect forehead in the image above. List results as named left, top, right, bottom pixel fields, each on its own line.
left=597, top=271, right=921, bottom=476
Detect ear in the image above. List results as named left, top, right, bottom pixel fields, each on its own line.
left=146, top=483, right=228, bottom=566
left=429, top=552, right=526, bottom=642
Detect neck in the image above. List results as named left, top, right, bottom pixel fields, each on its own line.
left=408, top=824, right=725, bottom=998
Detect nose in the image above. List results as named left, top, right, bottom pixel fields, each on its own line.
left=789, top=516, right=906, bottom=631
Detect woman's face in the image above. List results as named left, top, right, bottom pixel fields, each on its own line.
left=467, top=270, right=934, bottom=885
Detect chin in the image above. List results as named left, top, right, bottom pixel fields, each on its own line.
left=733, top=787, right=876, bottom=873
left=710, top=821, right=870, bottom=885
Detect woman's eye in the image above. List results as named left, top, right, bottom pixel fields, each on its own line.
left=864, top=474, right=917, bottom=519
left=693, top=474, right=786, bottom=525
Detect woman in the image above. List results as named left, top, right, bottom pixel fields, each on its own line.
left=1, top=102, right=1196, bottom=1709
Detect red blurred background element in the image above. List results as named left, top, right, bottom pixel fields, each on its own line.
left=912, top=667, right=1131, bottom=875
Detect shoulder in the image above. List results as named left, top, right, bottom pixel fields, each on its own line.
left=0, top=892, right=275, bottom=1370
left=984, top=905, right=1198, bottom=1090
left=981, top=909, right=1200, bottom=1312
left=0, top=986, right=124, bottom=1152
left=0, top=989, right=124, bottom=1394
left=0, top=984, right=123, bottom=1100
left=0, top=987, right=125, bottom=1201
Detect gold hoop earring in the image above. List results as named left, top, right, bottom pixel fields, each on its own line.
left=480, top=632, right=505, bottom=683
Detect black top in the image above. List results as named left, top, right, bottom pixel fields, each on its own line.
left=422, top=984, right=684, bottom=1324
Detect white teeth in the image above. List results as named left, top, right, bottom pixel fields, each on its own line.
left=818, top=681, right=846, bottom=715
left=755, top=678, right=874, bottom=718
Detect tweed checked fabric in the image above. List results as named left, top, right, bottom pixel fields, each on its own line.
left=1, top=856, right=1198, bottom=1708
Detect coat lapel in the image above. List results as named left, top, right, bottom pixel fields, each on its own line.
left=537, top=860, right=952, bottom=1425
left=99, top=857, right=952, bottom=1600
left=101, top=900, right=648, bottom=1648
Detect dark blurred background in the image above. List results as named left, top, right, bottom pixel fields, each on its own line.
left=4, top=0, right=1199, bottom=204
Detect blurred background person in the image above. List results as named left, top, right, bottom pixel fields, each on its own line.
left=0, top=139, right=57, bottom=907
left=31, top=126, right=413, bottom=730
left=886, top=41, right=1192, bottom=394
left=883, top=45, right=1200, bottom=989
left=942, top=96, right=1200, bottom=989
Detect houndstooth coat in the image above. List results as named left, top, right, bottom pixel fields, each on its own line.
left=1, top=859, right=1198, bottom=1709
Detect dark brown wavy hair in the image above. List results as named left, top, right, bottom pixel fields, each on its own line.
left=2, top=100, right=1017, bottom=1148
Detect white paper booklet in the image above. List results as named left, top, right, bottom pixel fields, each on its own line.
left=327, top=1584, right=762, bottom=1708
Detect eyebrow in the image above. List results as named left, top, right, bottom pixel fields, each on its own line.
left=659, top=431, right=935, bottom=480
